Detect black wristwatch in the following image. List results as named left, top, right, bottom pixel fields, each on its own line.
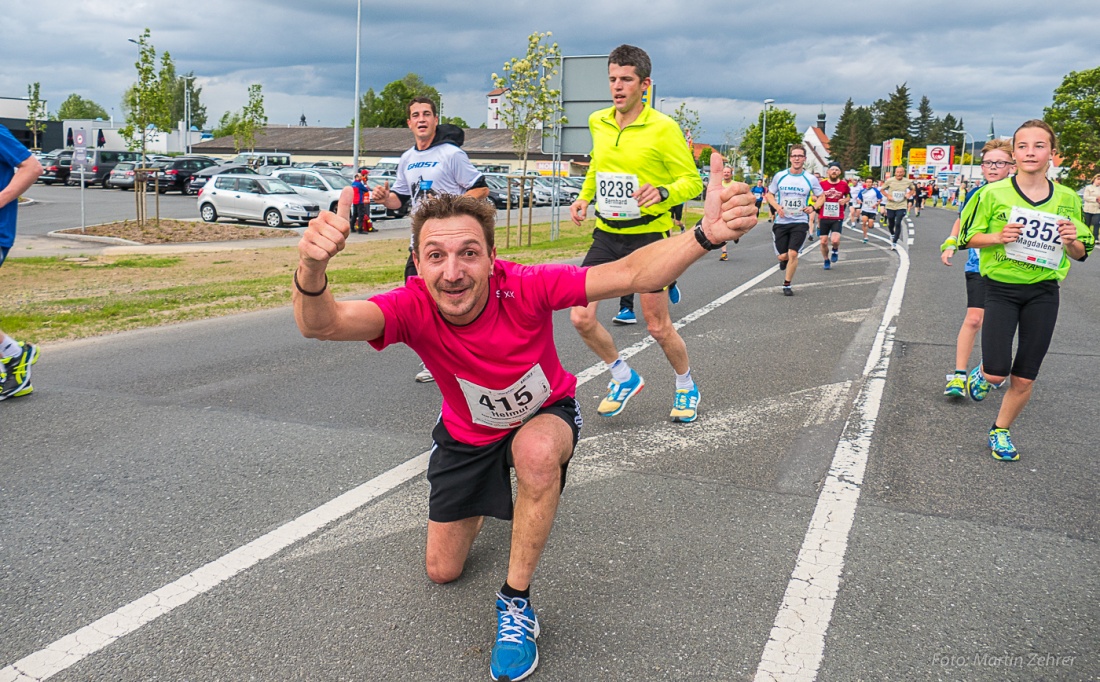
left=693, top=223, right=726, bottom=251
left=657, top=186, right=669, bottom=202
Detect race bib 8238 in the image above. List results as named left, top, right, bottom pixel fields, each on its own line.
left=596, top=172, right=641, bottom=220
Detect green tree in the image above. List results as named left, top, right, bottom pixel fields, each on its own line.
left=357, top=74, right=441, bottom=128
left=57, top=93, right=109, bottom=121
left=26, top=82, right=47, bottom=150
left=872, top=83, right=912, bottom=147
left=441, top=115, right=469, bottom=128
left=163, top=70, right=207, bottom=131
left=740, top=106, right=802, bottom=179
left=234, top=84, right=267, bottom=152
left=829, top=99, right=859, bottom=170
left=212, top=110, right=242, bottom=139
left=492, top=30, right=566, bottom=239
left=696, top=145, right=714, bottom=170
left=670, top=102, right=702, bottom=143
left=119, top=28, right=172, bottom=157
left=909, top=95, right=935, bottom=147
left=1045, top=65, right=1100, bottom=189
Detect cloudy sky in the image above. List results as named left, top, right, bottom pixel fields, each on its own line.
left=3, top=0, right=1096, bottom=146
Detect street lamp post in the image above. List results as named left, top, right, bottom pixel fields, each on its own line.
left=760, top=98, right=774, bottom=183
left=950, top=128, right=974, bottom=181
left=352, top=0, right=362, bottom=171
left=659, top=98, right=666, bottom=113
left=182, top=76, right=195, bottom=154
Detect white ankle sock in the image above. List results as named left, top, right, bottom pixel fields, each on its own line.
left=0, top=335, right=20, bottom=358
left=675, top=370, right=694, bottom=390
left=609, top=358, right=632, bottom=383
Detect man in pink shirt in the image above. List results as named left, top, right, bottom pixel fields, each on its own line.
left=293, top=154, right=757, bottom=681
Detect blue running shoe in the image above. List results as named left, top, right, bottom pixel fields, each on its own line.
left=967, top=365, right=992, bottom=401
left=612, top=307, right=637, bottom=325
left=668, top=282, right=682, bottom=305
left=823, top=259, right=831, bottom=270
left=670, top=383, right=700, bottom=423
left=830, top=250, right=838, bottom=263
left=944, top=373, right=966, bottom=398
left=988, top=427, right=1019, bottom=461
left=491, top=594, right=540, bottom=682
left=598, top=369, right=644, bottom=417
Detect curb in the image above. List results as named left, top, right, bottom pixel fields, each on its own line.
left=46, top=229, right=143, bottom=246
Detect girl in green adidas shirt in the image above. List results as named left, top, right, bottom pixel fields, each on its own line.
left=958, top=119, right=1093, bottom=461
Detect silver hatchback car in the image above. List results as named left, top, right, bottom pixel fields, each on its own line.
left=197, top=174, right=320, bottom=227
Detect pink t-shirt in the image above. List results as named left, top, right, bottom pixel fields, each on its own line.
left=368, top=259, right=590, bottom=446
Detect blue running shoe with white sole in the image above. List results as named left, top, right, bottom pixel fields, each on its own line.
left=598, top=369, right=644, bottom=417
left=830, top=250, right=838, bottom=263
left=967, top=365, right=992, bottom=401
left=670, top=383, right=700, bottom=423
left=668, top=282, right=682, bottom=304
left=988, top=427, right=1019, bottom=461
left=612, top=307, right=637, bottom=325
left=491, top=594, right=540, bottom=682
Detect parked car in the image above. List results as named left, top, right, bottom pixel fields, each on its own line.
left=188, top=164, right=257, bottom=195
left=271, top=168, right=353, bottom=214
left=152, top=156, right=220, bottom=194
left=37, top=153, right=59, bottom=183
left=106, top=162, right=138, bottom=190
left=197, top=174, right=319, bottom=227
left=483, top=174, right=520, bottom=209
left=229, top=152, right=293, bottom=169
left=40, top=150, right=76, bottom=185
left=71, top=150, right=144, bottom=188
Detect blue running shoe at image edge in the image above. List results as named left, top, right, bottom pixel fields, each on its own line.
left=670, top=383, right=700, bottom=423
left=989, top=427, right=1019, bottom=461
left=612, top=307, right=637, bottom=325
left=967, top=365, right=992, bottom=401
left=598, top=369, right=644, bottom=417
left=491, top=594, right=540, bottom=682
left=668, top=282, right=682, bottom=304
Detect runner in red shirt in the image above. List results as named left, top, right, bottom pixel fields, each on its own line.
left=816, top=161, right=851, bottom=269
left=294, top=153, right=758, bottom=682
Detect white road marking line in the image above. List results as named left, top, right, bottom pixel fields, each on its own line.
left=1, top=253, right=791, bottom=681
left=754, top=241, right=910, bottom=682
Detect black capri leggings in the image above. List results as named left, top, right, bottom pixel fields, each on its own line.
left=886, top=209, right=906, bottom=243
left=981, top=278, right=1060, bottom=381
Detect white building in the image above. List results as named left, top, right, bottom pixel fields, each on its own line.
left=801, top=111, right=832, bottom=175
left=486, top=88, right=507, bottom=129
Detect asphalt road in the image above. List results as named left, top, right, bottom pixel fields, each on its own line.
left=1, top=208, right=1097, bottom=681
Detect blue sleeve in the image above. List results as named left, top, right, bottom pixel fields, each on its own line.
left=0, top=125, right=32, bottom=168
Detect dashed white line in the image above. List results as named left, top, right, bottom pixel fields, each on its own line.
left=754, top=241, right=910, bottom=681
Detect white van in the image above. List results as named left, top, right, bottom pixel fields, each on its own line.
left=229, top=152, right=293, bottom=169
left=372, top=157, right=401, bottom=175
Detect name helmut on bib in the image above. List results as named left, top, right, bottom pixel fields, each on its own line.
left=458, top=364, right=552, bottom=429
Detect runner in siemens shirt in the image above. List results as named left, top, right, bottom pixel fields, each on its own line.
left=816, top=161, right=850, bottom=270
left=880, top=166, right=916, bottom=250
left=958, top=120, right=1093, bottom=461
left=854, top=178, right=883, bottom=243
left=751, top=178, right=766, bottom=217
left=295, top=157, right=757, bottom=682
left=940, top=139, right=1014, bottom=398
left=373, top=96, right=489, bottom=383
left=765, top=144, right=823, bottom=295
left=570, top=44, right=706, bottom=423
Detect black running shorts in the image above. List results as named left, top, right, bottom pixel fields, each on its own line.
left=980, top=278, right=1059, bottom=381
left=670, top=204, right=684, bottom=221
left=582, top=228, right=669, bottom=294
left=773, top=223, right=809, bottom=254
left=818, top=219, right=843, bottom=236
left=964, top=271, right=985, bottom=310
left=426, top=397, right=582, bottom=523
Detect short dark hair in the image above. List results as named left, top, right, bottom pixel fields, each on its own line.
left=411, top=194, right=496, bottom=256
left=407, top=96, right=438, bottom=119
left=608, top=44, right=651, bottom=81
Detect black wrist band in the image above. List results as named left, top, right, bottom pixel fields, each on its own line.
left=693, top=223, right=726, bottom=251
left=294, top=269, right=328, bottom=296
